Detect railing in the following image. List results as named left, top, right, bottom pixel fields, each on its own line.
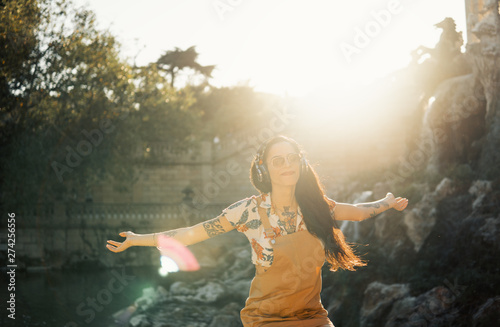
left=143, top=142, right=205, bottom=163
left=66, top=202, right=226, bottom=221
left=7, top=202, right=226, bottom=225
left=9, top=203, right=55, bottom=221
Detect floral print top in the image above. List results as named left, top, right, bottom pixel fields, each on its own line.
left=221, top=192, right=336, bottom=267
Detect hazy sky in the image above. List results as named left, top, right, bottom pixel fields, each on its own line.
left=74, top=0, right=467, bottom=97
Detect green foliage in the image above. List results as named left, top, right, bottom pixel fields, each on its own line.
left=127, top=64, right=201, bottom=145
left=0, top=0, right=41, bottom=110
left=0, top=0, right=203, bottom=208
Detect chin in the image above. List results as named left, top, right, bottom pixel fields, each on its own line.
left=279, top=177, right=299, bottom=186
left=270, top=172, right=299, bottom=186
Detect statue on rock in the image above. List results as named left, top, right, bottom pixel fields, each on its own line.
left=402, top=17, right=477, bottom=174
left=411, top=17, right=471, bottom=105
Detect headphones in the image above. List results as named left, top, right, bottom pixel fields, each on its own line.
left=254, top=141, right=309, bottom=183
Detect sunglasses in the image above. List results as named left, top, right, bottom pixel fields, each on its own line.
left=268, top=153, right=301, bottom=168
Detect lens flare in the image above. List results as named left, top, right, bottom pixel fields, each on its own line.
left=160, top=255, right=180, bottom=273
left=156, top=234, right=200, bottom=272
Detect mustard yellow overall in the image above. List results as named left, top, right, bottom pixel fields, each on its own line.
left=240, top=199, right=335, bottom=326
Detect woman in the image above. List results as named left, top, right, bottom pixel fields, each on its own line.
left=106, top=135, right=409, bottom=326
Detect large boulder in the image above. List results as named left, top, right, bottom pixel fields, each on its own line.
left=403, top=178, right=455, bottom=252
left=360, top=282, right=410, bottom=327
left=468, top=2, right=500, bottom=177
left=208, top=302, right=242, bottom=327
left=472, top=296, right=500, bottom=327
left=192, top=281, right=227, bottom=303
left=373, top=210, right=415, bottom=261
left=386, top=286, right=460, bottom=327
left=468, top=180, right=493, bottom=210
left=423, top=74, right=486, bottom=173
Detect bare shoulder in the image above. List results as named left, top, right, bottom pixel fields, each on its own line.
left=225, top=195, right=260, bottom=211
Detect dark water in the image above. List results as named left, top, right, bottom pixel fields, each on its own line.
left=1, top=266, right=169, bottom=327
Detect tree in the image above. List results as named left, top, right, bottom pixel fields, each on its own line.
left=156, top=46, right=215, bottom=88
left=0, top=0, right=42, bottom=143
left=0, top=0, right=203, bottom=208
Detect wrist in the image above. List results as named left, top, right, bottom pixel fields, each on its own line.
left=382, top=195, right=393, bottom=209
left=131, top=233, right=155, bottom=247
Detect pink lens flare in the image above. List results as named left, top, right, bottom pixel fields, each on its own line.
left=156, top=234, right=200, bottom=271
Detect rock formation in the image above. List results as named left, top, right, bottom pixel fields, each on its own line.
left=467, top=1, right=500, bottom=177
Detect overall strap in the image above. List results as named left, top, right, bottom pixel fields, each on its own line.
left=256, top=196, right=276, bottom=240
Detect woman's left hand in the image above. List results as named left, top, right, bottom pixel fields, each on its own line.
left=385, top=192, right=409, bottom=211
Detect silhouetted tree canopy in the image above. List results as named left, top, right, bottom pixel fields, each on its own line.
left=0, top=0, right=201, bottom=207
left=156, top=46, right=215, bottom=88
left=0, top=0, right=284, bottom=209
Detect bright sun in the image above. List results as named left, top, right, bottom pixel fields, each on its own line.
left=78, top=0, right=466, bottom=99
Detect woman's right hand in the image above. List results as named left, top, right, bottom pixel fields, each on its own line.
left=106, top=231, right=136, bottom=253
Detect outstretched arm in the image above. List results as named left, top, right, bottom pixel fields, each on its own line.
left=106, top=214, right=235, bottom=253
left=333, top=192, right=408, bottom=221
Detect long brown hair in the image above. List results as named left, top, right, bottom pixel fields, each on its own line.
left=249, top=135, right=366, bottom=271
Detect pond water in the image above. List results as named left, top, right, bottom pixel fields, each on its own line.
left=1, top=266, right=175, bottom=327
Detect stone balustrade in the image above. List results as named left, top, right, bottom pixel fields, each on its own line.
left=66, top=202, right=225, bottom=221
left=13, top=202, right=226, bottom=227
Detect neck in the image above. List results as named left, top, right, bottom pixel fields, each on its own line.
left=270, top=184, right=297, bottom=210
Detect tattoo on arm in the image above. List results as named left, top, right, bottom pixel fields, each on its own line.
left=359, top=201, right=390, bottom=220
left=203, top=218, right=226, bottom=238
left=360, top=203, right=380, bottom=208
